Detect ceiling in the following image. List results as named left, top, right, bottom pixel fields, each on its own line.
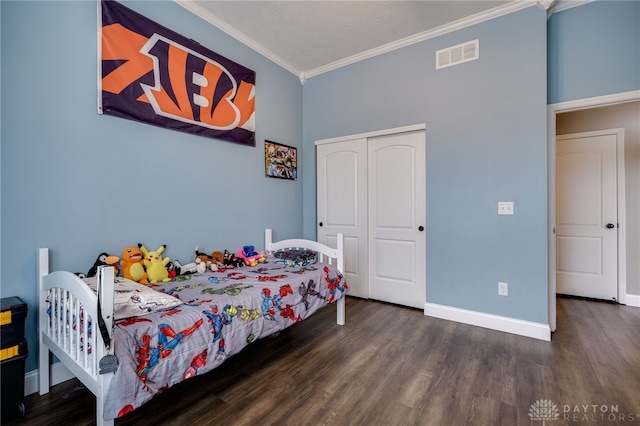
left=176, top=0, right=555, bottom=82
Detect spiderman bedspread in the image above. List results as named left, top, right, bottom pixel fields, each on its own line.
left=103, top=258, right=348, bottom=421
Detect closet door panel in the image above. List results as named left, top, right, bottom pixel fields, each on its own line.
left=368, top=131, right=426, bottom=309
left=317, top=139, right=369, bottom=298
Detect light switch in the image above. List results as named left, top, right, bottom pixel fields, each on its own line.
left=498, top=201, right=514, bottom=215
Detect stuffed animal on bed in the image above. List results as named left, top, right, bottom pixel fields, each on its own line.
left=166, top=260, right=179, bottom=278
left=194, top=247, right=223, bottom=272
left=211, top=251, right=224, bottom=267
left=236, top=246, right=266, bottom=267
left=139, top=244, right=171, bottom=283
left=223, top=250, right=244, bottom=267
left=194, top=247, right=213, bottom=273
left=171, top=259, right=198, bottom=275
left=121, top=246, right=148, bottom=284
left=87, top=252, right=120, bottom=277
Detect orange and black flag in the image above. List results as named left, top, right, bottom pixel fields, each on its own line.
left=99, top=0, right=256, bottom=146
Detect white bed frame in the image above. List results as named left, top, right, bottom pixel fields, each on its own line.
left=38, top=229, right=345, bottom=426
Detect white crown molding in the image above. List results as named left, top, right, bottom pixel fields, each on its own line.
left=549, top=0, right=597, bottom=14
left=176, top=0, right=537, bottom=83
left=548, top=90, right=640, bottom=113
left=304, top=1, right=535, bottom=80
left=173, top=0, right=304, bottom=78
left=536, top=0, right=556, bottom=10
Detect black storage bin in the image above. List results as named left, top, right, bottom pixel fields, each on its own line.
left=1, top=297, right=28, bottom=422
left=1, top=339, right=28, bottom=422
left=1, top=297, right=28, bottom=350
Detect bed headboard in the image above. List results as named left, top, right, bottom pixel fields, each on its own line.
left=264, top=229, right=344, bottom=273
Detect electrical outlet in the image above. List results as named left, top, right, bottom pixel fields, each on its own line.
left=498, top=282, right=508, bottom=296
left=498, top=202, right=514, bottom=215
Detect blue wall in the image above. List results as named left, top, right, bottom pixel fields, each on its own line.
left=302, top=6, right=549, bottom=324
left=548, top=0, right=640, bottom=104
left=1, top=0, right=303, bottom=372
left=2, top=0, right=638, bottom=376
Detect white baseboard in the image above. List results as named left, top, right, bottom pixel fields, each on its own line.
left=424, top=302, right=551, bottom=341
left=24, top=362, right=74, bottom=396
left=625, top=293, right=640, bottom=307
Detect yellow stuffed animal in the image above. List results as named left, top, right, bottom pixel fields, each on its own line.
left=139, top=244, right=171, bottom=283
left=121, top=246, right=148, bottom=284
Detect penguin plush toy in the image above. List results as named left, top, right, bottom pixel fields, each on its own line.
left=87, top=252, right=120, bottom=277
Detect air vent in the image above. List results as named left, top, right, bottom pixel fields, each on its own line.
left=436, top=39, right=479, bottom=70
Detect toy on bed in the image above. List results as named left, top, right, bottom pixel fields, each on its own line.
left=236, top=245, right=266, bottom=266
left=121, top=246, right=148, bottom=284
left=170, top=259, right=197, bottom=275
left=87, top=252, right=120, bottom=277
left=166, top=260, right=179, bottom=278
left=222, top=249, right=244, bottom=267
left=273, top=248, right=318, bottom=267
left=212, top=250, right=224, bottom=267
left=193, top=247, right=219, bottom=273
left=139, top=243, right=171, bottom=283
left=167, top=246, right=224, bottom=276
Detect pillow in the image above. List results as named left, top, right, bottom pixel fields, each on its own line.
left=83, top=276, right=183, bottom=319
left=273, top=249, right=318, bottom=267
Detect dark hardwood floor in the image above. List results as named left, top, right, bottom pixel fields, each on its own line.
left=6, top=296, right=640, bottom=425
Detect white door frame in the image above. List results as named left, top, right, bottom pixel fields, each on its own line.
left=547, top=90, right=638, bottom=332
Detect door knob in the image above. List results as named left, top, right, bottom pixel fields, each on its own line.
left=418, top=226, right=424, bottom=232
left=319, top=222, right=323, bottom=227
left=606, top=223, right=615, bottom=229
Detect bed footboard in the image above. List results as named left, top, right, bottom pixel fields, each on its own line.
left=264, top=229, right=346, bottom=325
left=38, top=248, right=115, bottom=426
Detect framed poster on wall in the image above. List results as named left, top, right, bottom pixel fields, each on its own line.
left=265, top=141, right=297, bottom=180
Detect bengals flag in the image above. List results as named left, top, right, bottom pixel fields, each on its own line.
left=99, top=0, right=256, bottom=146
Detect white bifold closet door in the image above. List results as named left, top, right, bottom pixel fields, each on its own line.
left=317, top=130, right=426, bottom=309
